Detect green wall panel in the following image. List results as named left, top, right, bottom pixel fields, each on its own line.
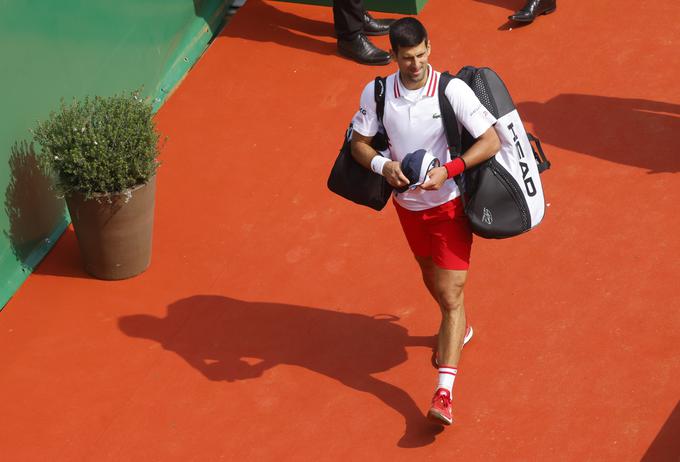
left=273, top=0, right=428, bottom=14
left=0, top=0, right=232, bottom=309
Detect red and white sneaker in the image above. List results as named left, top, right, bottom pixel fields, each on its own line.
left=428, top=388, right=453, bottom=425
left=463, top=324, right=474, bottom=345
left=431, top=325, right=474, bottom=369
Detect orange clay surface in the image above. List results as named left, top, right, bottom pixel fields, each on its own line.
left=1, top=1, right=679, bottom=460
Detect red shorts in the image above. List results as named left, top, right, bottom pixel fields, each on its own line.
left=394, top=197, right=472, bottom=270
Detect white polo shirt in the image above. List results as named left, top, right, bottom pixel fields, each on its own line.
left=352, top=65, right=498, bottom=211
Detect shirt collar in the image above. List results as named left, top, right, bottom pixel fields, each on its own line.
left=394, top=65, right=438, bottom=100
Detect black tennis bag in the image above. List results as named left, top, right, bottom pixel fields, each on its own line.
left=327, top=77, right=392, bottom=211
left=439, top=67, right=551, bottom=239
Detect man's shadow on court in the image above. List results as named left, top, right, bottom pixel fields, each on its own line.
left=518, top=95, right=680, bottom=173
left=118, top=295, right=443, bottom=448
left=219, top=0, right=336, bottom=56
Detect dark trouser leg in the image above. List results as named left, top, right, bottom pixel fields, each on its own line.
left=333, top=0, right=364, bottom=40
left=333, top=0, right=391, bottom=65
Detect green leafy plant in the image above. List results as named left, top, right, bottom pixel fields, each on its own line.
left=32, top=91, right=161, bottom=199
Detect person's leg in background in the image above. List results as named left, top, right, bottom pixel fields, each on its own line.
left=333, top=0, right=392, bottom=65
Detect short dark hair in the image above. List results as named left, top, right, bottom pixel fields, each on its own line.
left=389, top=17, right=428, bottom=54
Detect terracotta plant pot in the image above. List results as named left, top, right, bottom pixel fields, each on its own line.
left=65, top=176, right=156, bottom=280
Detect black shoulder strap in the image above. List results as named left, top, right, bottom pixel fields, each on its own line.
left=438, top=71, right=468, bottom=204
left=438, top=71, right=461, bottom=159
left=374, top=76, right=387, bottom=123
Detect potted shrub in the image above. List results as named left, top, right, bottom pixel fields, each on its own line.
left=33, top=91, right=161, bottom=280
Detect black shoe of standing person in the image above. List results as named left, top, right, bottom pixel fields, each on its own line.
left=508, top=0, right=557, bottom=22
left=338, top=33, right=391, bottom=66
left=362, top=11, right=395, bottom=36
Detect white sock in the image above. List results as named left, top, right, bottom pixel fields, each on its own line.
left=437, top=365, right=458, bottom=394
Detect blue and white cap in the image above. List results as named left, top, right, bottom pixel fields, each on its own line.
left=400, top=149, right=440, bottom=191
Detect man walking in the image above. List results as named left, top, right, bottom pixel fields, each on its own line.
left=349, top=17, right=500, bottom=425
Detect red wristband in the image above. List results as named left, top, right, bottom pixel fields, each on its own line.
left=444, top=157, right=466, bottom=179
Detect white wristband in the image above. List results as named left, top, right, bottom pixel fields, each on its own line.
left=370, top=155, right=390, bottom=176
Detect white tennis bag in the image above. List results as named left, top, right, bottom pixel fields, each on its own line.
left=439, top=67, right=551, bottom=239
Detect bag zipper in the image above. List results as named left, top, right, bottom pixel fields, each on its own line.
left=489, top=159, right=531, bottom=229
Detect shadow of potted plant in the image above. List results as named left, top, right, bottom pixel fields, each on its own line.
left=32, top=91, right=162, bottom=280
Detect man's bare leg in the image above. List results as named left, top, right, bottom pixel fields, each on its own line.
left=416, top=256, right=468, bottom=424
left=416, top=256, right=467, bottom=365
left=434, top=266, right=467, bottom=366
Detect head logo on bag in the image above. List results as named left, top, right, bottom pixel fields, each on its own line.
left=506, top=122, right=537, bottom=197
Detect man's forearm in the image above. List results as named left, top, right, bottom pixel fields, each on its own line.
left=460, top=127, right=501, bottom=170
left=442, top=127, right=500, bottom=180
left=350, top=139, right=379, bottom=170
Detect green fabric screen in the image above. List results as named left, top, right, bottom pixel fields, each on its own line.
left=0, top=0, right=232, bottom=309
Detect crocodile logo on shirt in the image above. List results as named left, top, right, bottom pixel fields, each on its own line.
left=432, top=113, right=441, bottom=119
